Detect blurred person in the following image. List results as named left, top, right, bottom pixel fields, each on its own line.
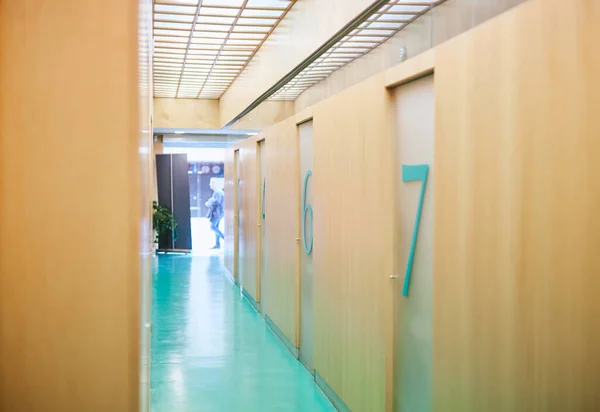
left=205, top=178, right=225, bottom=249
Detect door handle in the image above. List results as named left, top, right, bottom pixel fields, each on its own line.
left=389, top=274, right=399, bottom=279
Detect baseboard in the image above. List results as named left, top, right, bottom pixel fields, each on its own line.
left=265, top=315, right=299, bottom=359
left=241, top=287, right=260, bottom=312
left=223, top=267, right=236, bottom=285
left=299, top=353, right=315, bottom=376
left=315, top=370, right=351, bottom=412
left=156, top=249, right=191, bottom=254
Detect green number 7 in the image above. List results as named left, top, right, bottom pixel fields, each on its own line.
left=401, top=164, right=429, bottom=297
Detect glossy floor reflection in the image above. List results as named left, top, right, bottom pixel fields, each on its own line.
left=151, top=255, right=335, bottom=412
left=190, top=217, right=225, bottom=256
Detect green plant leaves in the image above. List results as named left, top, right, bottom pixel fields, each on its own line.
left=152, top=201, right=177, bottom=244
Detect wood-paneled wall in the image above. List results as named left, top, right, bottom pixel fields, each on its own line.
left=232, top=82, right=397, bottom=410
left=227, top=51, right=433, bottom=412
left=433, top=0, right=600, bottom=410
left=262, top=117, right=302, bottom=345
left=238, top=138, right=260, bottom=301
left=227, top=1, right=600, bottom=411
left=153, top=98, right=289, bottom=132
left=224, top=148, right=236, bottom=277
left=138, top=0, right=154, bottom=410
left=228, top=101, right=296, bottom=131
left=0, top=0, right=150, bottom=410
left=153, top=98, right=220, bottom=129
left=258, top=140, right=267, bottom=308
left=312, top=75, right=395, bottom=411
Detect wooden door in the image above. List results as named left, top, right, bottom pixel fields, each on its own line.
left=392, top=75, right=435, bottom=412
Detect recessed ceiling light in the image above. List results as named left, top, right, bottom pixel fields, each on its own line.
left=174, top=131, right=185, bottom=134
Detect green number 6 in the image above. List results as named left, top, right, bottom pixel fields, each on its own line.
left=302, top=170, right=313, bottom=254
left=401, top=164, right=429, bottom=296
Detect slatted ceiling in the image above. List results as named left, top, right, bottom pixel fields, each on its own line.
left=155, top=4, right=196, bottom=13
left=155, top=13, right=195, bottom=22
left=159, top=0, right=197, bottom=4
left=197, top=15, right=236, bottom=24
left=241, top=8, right=283, bottom=17
left=374, top=14, right=416, bottom=21
left=270, top=0, right=444, bottom=101
left=155, top=65, right=182, bottom=70
left=153, top=0, right=295, bottom=98
left=186, top=53, right=219, bottom=59
left=190, top=38, right=227, bottom=43
left=156, top=36, right=189, bottom=43
left=154, top=21, right=193, bottom=29
left=200, top=11, right=239, bottom=19
left=221, top=50, right=253, bottom=56
left=203, top=0, right=241, bottom=6
left=232, top=26, right=270, bottom=33
left=154, top=29, right=191, bottom=36
left=229, top=32, right=267, bottom=39
left=247, top=0, right=287, bottom=7
left=224, top=46, right=257, bottom=51
left=237, top=17, right=278, bottom=24
left=155, top=42, right=188, bottom=48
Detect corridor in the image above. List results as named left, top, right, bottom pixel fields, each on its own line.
left=150, top=255, right=335, bottom=412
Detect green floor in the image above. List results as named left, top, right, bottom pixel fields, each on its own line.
left=151, top=255, right=336, bottom=411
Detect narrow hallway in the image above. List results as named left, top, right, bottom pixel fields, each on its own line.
left=150, top=255, right=335, bottom=412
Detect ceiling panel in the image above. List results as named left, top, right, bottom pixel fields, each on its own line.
left=153, top=0, right=296, bottom=98
left=270, top=0, right=445, bottom=101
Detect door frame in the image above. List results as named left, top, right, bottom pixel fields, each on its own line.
left=296, top=118, right=314, bottom=373
left=256, top=138, right=266, bottom=307
left=233, top=149, right=240, bottom=284
left=390, top=74, right=435, bottom=412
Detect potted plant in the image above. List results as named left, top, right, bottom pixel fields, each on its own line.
left=152, top=201, right=177, bottom=251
